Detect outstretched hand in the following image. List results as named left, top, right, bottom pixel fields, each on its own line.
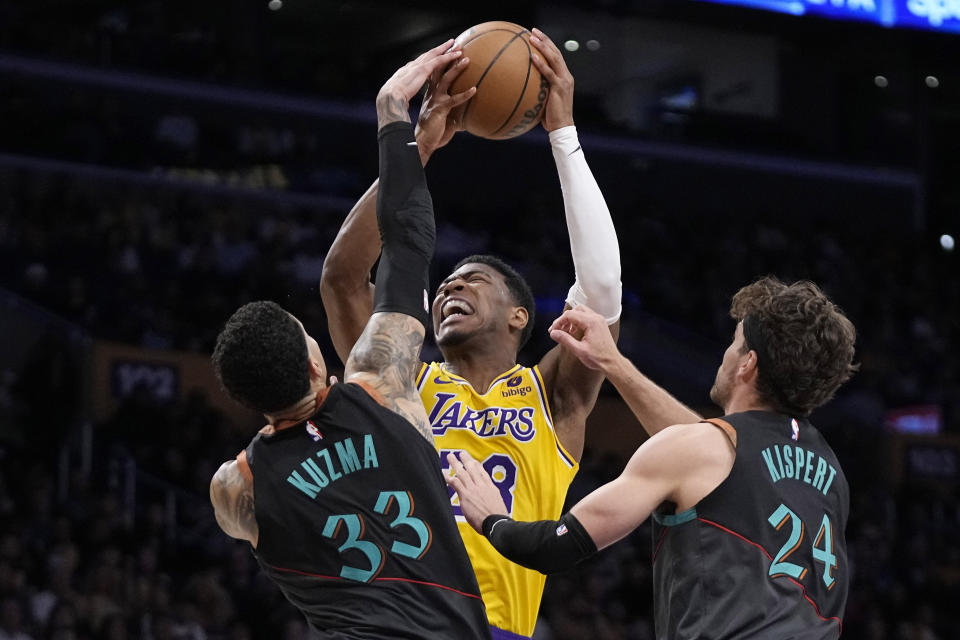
left=529, top=28, right=574, bottom=132
left=444, top=451, right=509, bottom=534
left=377, top=40, right=464, bottom=129
left=549, top=305, right=620, bottom=372
left=416, top=56, right=476, bottom=162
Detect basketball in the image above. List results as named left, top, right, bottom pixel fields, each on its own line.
left=448, top=21, right=549, bottom=140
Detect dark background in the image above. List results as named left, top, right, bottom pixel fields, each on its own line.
left=0, top=1, right=958, bottom=638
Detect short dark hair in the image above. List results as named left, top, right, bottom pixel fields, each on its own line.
left=731, top=276, right=858, bottom=417
left=212, top=301, right=310, bottom=414
left=454, top=254, right=536, bottom=350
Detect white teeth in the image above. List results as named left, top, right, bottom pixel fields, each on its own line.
left=442, top=299, right=474, bottom=319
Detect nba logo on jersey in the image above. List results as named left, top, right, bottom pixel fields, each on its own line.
left=423, top=289, right=429, bottom=313
left=306, top=421, right=323, bottom=442
left=556, top=524, right=568, bottom=536
left=791, top=419, right=800, bottom=441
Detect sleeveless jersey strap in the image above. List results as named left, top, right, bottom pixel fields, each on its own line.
left=349, top=380, right=389, bottom=409
left=415, top=362, right=430, bottom=390
left=703, top=418, right=738, bottom=448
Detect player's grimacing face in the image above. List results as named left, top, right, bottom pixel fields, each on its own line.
left=432, top=263, right=514, bottom=346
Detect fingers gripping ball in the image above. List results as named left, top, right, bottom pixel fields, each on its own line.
left=448, top=21, right=549, bottom=140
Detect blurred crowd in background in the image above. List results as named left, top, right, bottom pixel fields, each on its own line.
left=1, top=163, right=958, bottom=638
left=3, top=0, right=960, bottom=638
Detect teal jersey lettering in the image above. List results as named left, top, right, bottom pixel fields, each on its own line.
left=336, top=439, right=362, bottom=474
left=761, top=448, right=781, bottom=483
left=285, top=435, right=380, bottom=499
left=363, top=434, right=379, bottom=469
left=760, top=445, right=840, bottom=498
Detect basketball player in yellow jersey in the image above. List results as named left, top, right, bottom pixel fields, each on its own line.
left=320, top=29, right=699, bottom=639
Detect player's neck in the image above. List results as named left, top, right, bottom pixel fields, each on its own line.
left=442, top=348, right=518, bottom=393
left=265, top=379, right=327, bottom=425
left=723, top=386, right=776, bottom=416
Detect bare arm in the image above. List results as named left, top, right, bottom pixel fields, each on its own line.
left=319, top=181, right=380, bottom=365
left=569, top=422, right=731, bottom=549
left=538, top=318, right=619, bottom=461
left=209, top=460, right=258, bottom=546
left=550, top=305, right=701, bottom=437
left=447, top=421, right=735, bottom=561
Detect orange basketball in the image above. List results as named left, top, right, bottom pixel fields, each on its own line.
left=448, top=21, right=549, bottom=140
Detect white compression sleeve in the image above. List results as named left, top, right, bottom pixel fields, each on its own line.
left=550, top=125, right=622, bottom=324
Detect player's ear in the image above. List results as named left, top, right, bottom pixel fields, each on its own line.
left=307, top=356, right=326, bottom=383
left=738, top=349, right=759, bottom=382
left=508, top=306, right=529, bottom=333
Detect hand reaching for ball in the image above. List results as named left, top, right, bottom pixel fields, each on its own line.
left=376, top=40, right=465, bottom=130
left=415, top=55, right=477, bottom=164
left=529, top=28, right=575, bottom=132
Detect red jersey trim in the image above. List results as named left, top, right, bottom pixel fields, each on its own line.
left=696, top=517, right=842, bottom=633
left=263, top=562, right=483, bottom=600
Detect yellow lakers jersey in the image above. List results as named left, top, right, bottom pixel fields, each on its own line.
left=417, top=362, right=579, bottom=637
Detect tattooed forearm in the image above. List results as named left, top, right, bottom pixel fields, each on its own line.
left=210, top=462, right=258, bottom=544
left=349, top=312, right=424, bottom=382
left=347, top=312, right=434, bottom=444
left=376, top=94, right=411, bottom=129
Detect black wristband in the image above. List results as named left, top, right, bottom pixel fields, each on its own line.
left=482, top=512, right=598, bottom=575
left=482, top=515, right=512, bottom=538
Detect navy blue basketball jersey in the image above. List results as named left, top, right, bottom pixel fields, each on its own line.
left=652, top=411, right=848, bottom=639
left=243, top=382, right=490, bottom=639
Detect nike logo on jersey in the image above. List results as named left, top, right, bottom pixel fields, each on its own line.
left=433, top=376, right=453, bottom=385
left=406, top=141, right=418, bottom=146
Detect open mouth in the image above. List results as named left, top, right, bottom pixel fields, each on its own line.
left=440, top=298, right=475, bottom=326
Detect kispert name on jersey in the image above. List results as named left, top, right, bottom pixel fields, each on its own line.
left=651, top=411, right=849, bottom=640
left=243, top=382, right=490, bottom=640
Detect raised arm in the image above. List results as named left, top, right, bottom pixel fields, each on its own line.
left=345, top=42, right=472, bottom=444
left=319, top=181, right=381, bottom=364
left=528, top=28, right=623, bottom=460
left=550, top=305, right=701, bottom=436
left=320, top=55, right=475, bottom=364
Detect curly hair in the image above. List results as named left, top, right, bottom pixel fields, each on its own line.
left=454, top=254, right=536, bottom=350
left=211, top=301, right=311, bottom=414
left=731, top=276, right=858, bottom=416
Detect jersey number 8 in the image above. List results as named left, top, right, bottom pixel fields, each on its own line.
left=440, top=450, right=518, bottom=519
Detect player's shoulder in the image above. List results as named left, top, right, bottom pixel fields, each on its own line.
left=211, top=455, right=251, bottom=490
left=640, top=421, right=734, bottom=467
